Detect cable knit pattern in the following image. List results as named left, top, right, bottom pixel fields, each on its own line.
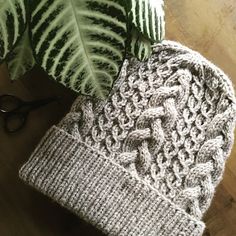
left=60, top=41, right=236, bottom=218
left=19, top=41, right=236, bottom=236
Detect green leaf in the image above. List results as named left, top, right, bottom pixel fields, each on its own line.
left=0, top=0, right=27, bottom=62
left=129, top=27, right=152, bottom=61
left=129, top=0, right=165, bottom=42
left=30, top=0, right=127, bottom=99
left=6, top=27, right=35, bottom=80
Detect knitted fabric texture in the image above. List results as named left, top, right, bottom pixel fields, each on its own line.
left=19, top=40, right=236, bottom=236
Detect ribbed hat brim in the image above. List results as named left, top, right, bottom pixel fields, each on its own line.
left=19, top=125, right=205, bottom=236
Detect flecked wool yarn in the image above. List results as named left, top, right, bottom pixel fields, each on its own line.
left=19, top=41, right=236, bottom=236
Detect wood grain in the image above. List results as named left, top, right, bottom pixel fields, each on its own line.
left=0, top=1, right=236, bottom=235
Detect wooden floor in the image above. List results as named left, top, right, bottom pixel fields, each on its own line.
left=0, top=0, right=236, bottom=235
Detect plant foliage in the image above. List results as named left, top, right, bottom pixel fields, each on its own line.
left=129, top=27, right=152, bottom=61
left=6, top=27, right=35, bottom=80
left=0, top=0, right=165, bottom=99
left=30, top=0, right=127, bottom=99
left=127, top=0, right=165, bottom=61
left=0, top=0, right=27, bottom=62
left=129, top=0, right=165, bottom=42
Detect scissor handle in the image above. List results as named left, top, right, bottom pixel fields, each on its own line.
left=4, top=112, right=26, bottom=133
left=0, top=94, right=22, bottom=113
left=0, top=95, right=60, bottom=133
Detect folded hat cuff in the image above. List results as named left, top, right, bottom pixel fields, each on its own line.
left=19, top=126, right=205, bottom=236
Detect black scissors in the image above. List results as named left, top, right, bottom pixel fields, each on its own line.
left=0, top=94, right=60, bottom=133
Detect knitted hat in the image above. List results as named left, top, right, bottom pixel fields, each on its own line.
left=19, top=41, right=236, bottom=236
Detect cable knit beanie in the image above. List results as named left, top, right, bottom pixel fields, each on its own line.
left=19, top=41, right=236, bottom=236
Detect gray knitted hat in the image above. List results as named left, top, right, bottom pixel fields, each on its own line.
left=20, top=41, right=236, bottom=236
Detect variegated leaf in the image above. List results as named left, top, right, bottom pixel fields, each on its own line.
left=129, top=27, right=152, bottom=61
left=0, top=0, right=27, bottom=62
left=130, top=0, right=165, bottom=42
left=6, top=27, right=35, bottom=80
left=30, top=0, right=127, bottom=99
